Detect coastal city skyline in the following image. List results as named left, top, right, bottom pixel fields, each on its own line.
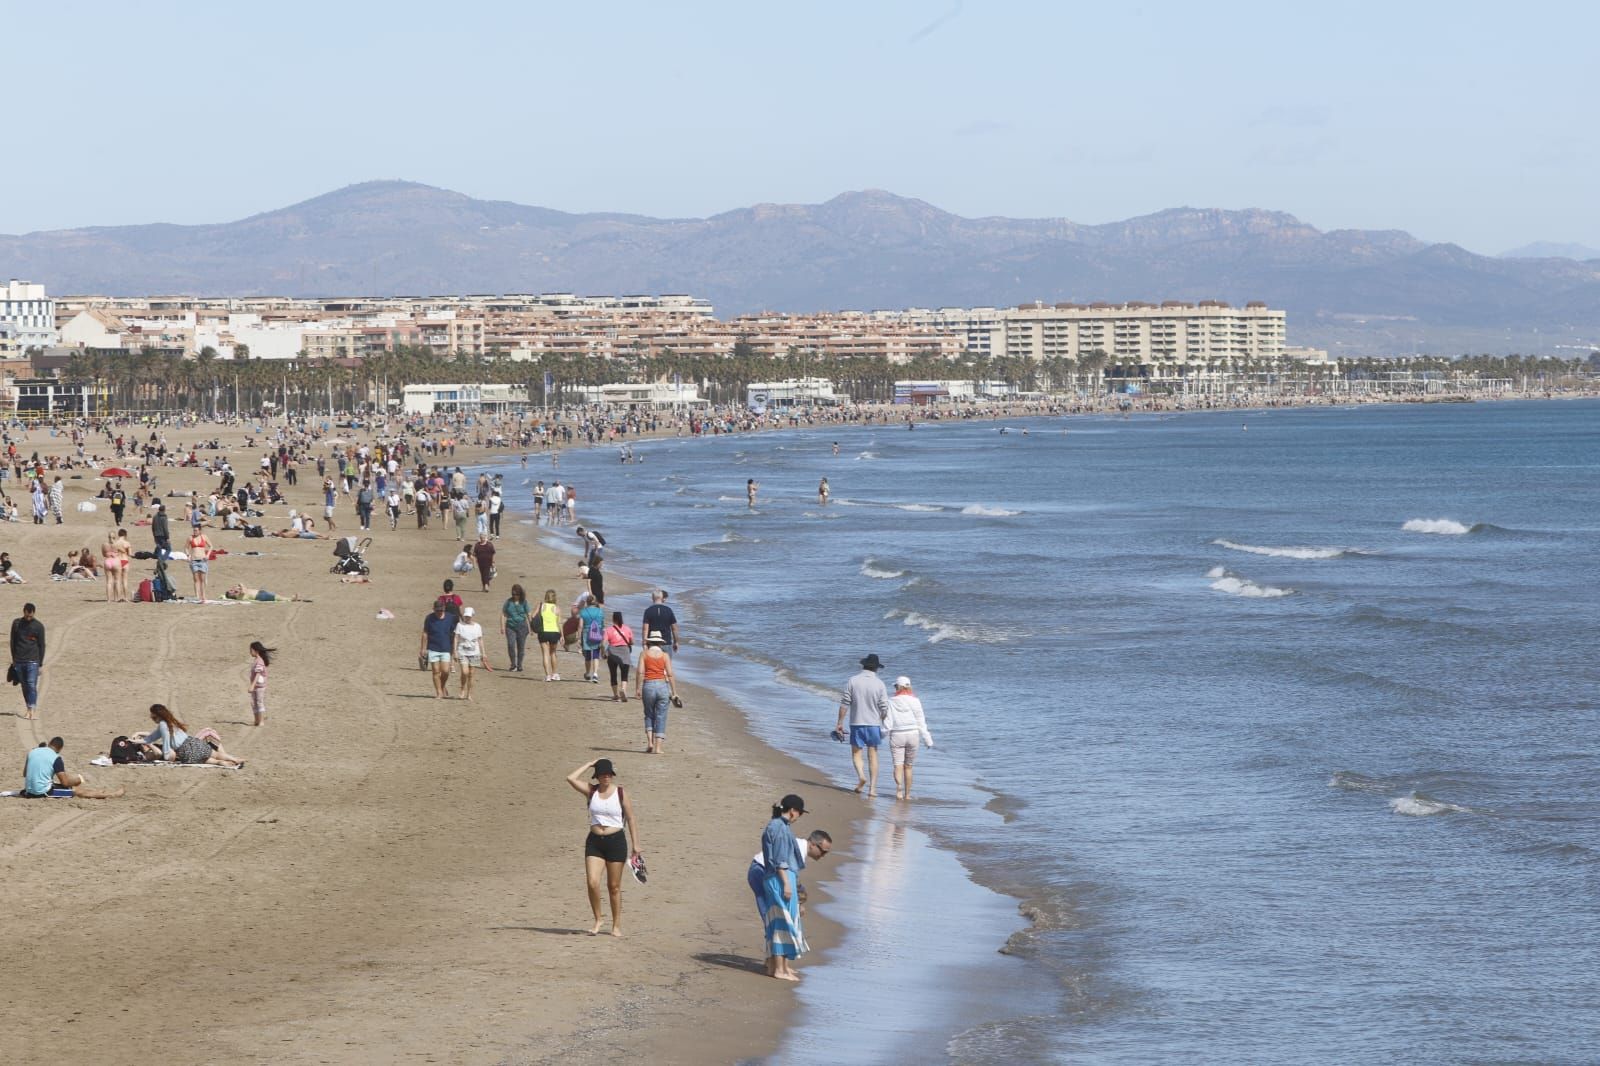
left=5, top=2, right=1598, bottom=255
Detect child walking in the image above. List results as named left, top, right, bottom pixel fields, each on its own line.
left=248, top=641, right=274, bottom=726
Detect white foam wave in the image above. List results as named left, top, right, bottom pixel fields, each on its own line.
left=1207, top=568, right=1293, bottom=598
left=860, top=560, right=906, bottom=579
left=1214, top=539, right=1354, bottom=560
left=855, top=451, right=878, bottom=460
left=716, top=495, right=743, bottom=502
left=884, top=608, right=1007, bottom=645
left=1402, top=518, right=1473, bottom=535
left=1390, top=794, right=1470, bottom=817
left=894, top=503, right=943, bottom=512
left=962, top=504, right=1021, bottom=517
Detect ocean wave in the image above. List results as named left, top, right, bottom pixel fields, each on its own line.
left=802, top=511, right=841, bottom=520
left=961, top=504, right=1022, bottom=517
left=1390, top=792, right=1471, bottom=817
left=716, top=495, right=744, bottom=502
left=1206, top=567, right=1293, bottom=598
left=1329, top=770, right=1389, bottom=794
left=1214, top=539, right=1367, bottom=560
left=860, top=559, right=906, bottom=579
left=1402, top=518, right=1481, bottom=535
left=894, top=503, right=944, bottom=512
left=855, top=451, right=878, bottom=460
left=884, top=608, right=1009, bottom=645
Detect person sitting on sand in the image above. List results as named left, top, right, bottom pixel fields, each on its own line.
left=224, top=584, right=307, bottom=603
left=130, top=704, right=245, bottom=768
left=22, top=737, right=124, bottom=799
left=66, top=547, right=99, bottom=580
left=0, top=553, right=25, bottom=584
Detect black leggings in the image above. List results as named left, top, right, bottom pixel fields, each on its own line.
left=607, top=655, right=631, bottom=686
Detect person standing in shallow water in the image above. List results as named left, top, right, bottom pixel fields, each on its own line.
left=756, top=794, right=811, bottom=981
left=835, top=653, right=891, bottom=798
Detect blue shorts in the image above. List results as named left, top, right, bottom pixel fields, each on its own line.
left=850, top=725, right=883, bottom=749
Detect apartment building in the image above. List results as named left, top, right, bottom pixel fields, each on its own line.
left=886, top=301, right=1288, bottom=370
left=1, top=280, right=58, bottom=350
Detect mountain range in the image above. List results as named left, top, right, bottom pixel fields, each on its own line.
left=3, top=181, right=1598, bottom=355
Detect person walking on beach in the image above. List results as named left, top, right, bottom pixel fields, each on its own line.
left=536, top=588, right=563, bottom=681
left=473, top=533, right=496, bottom=593
left=578, top=594, right=606, bottom=683
left=246, top=641, right=273, bottom=726
left=501, top=584, right=531, bottom=673
left=108, top=481, right=126, bottom=526
left=642, top=590, right=679, bottom=653
left=604, top=611, right=634, bottom=703
left=634, top=630, right=678, bottom=753
left=453, top=606, right=485, bottom=701
left=886, top=676, right=934, bottom=800
left=755, top=794, right=811, bottom=981
left=565, top=758, right=642, bottom=937
left=834, top=653, right=891, bottom=797
left=9, top=602, right=45, bottom=720
left=420, top=598, right=457, bottom=699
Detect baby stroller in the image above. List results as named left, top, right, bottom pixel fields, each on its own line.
left=330, top=536, right=372, bottom=576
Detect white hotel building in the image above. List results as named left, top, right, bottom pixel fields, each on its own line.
left=878, top=301, right=1289, bottom=379
left=0, top=280, right=58, bottom=350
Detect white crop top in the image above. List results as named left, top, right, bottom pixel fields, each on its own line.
left=588, top=786, right=624, bottom=828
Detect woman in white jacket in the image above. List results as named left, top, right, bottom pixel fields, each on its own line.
left=885, top=676, right=934, bottom=800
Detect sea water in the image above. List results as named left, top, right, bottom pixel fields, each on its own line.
left=508, top=399, right=1600, bottom=1063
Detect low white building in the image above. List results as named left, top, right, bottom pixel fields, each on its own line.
left=570, top=382, right=706, bottom=407
left=746, top=377, right=839, bottom=409
left=1, top=280, right=58, bottom=350
left=402, top=383, right=529, bottom=415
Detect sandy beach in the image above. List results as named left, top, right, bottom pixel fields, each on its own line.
left=0, top=425, right=862, bottom=1066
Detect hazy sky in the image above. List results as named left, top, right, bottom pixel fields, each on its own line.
left=5, top=0, right=1596, bottom=254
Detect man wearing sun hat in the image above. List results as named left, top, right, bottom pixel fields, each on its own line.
left=835, top=653, right=892, bottom=798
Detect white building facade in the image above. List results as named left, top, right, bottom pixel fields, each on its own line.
left=0, top=280, right=58, bottom=350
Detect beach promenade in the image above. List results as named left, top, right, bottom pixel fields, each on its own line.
left=0, top=422, right=857, bottom=1065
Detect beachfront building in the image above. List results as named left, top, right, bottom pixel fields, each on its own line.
left=893, top=379, right=979, bottom=404
left=882, top=301, right=1289, bottom=385
left=1, top=280, right=58, bottom=350
left=568, top=382, right=707, bottom=408
left=747, top=378, right=841, bottom=409
left=401, top=382, right=528, bottom=415
left=3, top=378, right=110, bottom=418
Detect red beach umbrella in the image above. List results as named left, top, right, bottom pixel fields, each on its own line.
left=100, top=467, right=135, bottom=478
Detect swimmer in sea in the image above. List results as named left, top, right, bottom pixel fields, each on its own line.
left=832, top=442, right=839, bottom=456
left=818, top=478, right=829, bottom=506
left=747, top=479, right=758, bottom=509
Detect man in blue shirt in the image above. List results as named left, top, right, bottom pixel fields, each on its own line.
left=419, top=599, right=458, bottom=699
left=23, top=737, right=123, bottom=799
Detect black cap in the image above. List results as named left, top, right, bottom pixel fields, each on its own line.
left=779, top=793, right=809, bottom=815
left=592, top=759, right=617, bottom=779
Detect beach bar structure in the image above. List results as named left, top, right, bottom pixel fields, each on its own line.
left=746, top=378, right=840, bottom=410
left=568, top=382, right=706, bottom=408
left=401, top=382, right=528, bottom=415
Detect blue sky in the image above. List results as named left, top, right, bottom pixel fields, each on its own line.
left=5, top=0, right=1596, bottom=254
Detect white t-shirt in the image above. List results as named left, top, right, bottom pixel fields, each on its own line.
left=454, top=621, right=483, bottom=658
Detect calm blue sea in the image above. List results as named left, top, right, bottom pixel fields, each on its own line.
left=507, top=399, right=1600, bottom=1064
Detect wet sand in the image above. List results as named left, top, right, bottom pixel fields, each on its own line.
left=0, top=427, right=860, bottom=1065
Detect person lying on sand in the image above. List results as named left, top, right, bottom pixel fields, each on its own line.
left=224, top=584, right=308, bottom=603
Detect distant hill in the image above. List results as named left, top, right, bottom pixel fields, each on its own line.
left=1499, top=241, right=1600, bottom=261
left=3, top=181, right=1598, bottom=355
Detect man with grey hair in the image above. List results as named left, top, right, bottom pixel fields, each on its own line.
left=642, top=590, right=679, bottom=653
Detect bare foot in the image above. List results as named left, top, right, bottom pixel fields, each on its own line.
left=588, top=921, right=605, bottom=936
left=853, top=780, right=865, bottom=795
left=773, top=972, right=800, bottom=982
left=610, top=927, right=624, bottom=938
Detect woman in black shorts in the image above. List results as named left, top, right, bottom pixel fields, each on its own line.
left=565, top=758, right=640, bottom=936
left=537, top=587, right=563, bottom=681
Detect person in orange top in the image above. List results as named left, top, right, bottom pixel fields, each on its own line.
left=632, top=630, right=679, bottom=755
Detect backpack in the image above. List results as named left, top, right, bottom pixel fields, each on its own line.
left=110, top=735, right=146, bottom=765
left=585, top=615, right=603, bottom=645
left=243, top=524, right=265, bottom=538
left=151, top=569, right=176, bottom=603
left=135, top=578, right=154, bottom=603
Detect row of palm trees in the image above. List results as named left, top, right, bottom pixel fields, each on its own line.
left=56, top=344, right=1596, bottom=416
